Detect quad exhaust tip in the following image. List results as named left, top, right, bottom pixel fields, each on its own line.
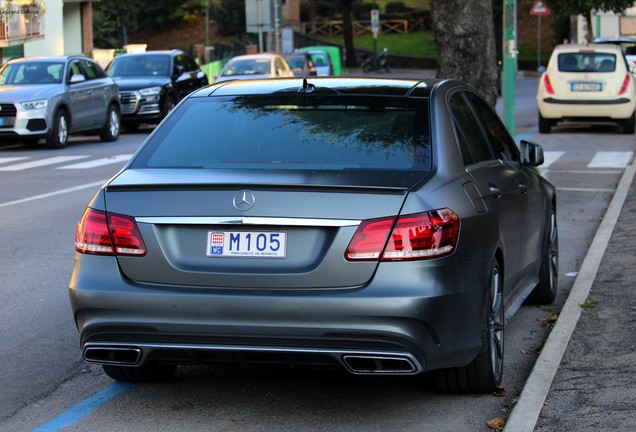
left=342, top=354, right=418, bottom=375
left=83, top=346, right=142, bottom=365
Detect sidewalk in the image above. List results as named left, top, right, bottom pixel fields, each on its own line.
left=506, top=161, right=636, bottom=431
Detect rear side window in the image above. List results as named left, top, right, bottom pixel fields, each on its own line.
left=132, top=96, right=431, bottom=173
left=558, top=53, right=617, bottom=72
left=449, top=93, right=493, bottom=165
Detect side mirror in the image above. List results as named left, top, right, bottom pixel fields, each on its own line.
left=520, top=139, right=544, bottom=166
left=69, top=73, right=86, bottom=84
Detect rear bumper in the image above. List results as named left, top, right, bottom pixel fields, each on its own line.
left=69, top=253, right=488, bottom=375
left=539, top=96, right=636, bottom=120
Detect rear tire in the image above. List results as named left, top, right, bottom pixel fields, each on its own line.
left=435, top=260, right=504, bottom=394
left=527, top=206, right=558, bottom=304
left=622, top=112, right=635, bottom=134
left=538, top=111, right=551, bottom=134
left=102, top=362, right=177, bottom=382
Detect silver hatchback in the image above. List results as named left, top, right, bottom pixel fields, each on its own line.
left=0, top=56, right=121, bottom=148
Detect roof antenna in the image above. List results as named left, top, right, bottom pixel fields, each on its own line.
left=298, top=78, right=315, bottom=94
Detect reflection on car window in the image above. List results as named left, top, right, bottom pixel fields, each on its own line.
left=465, top=92, right=519, bottom=163
left=0, top=62, right=64, bottom=84
left=133, top=96, right=431, bottom=173
left=449, top=93, right=493, bottom=165
left=558, top=53, right=617, bottom=72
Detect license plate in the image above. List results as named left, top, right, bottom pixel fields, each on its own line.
left=206, top=231, right=287, bottom=258
left=571, top=82, right=602, bottom=91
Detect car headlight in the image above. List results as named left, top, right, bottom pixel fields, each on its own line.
left=20, top=99, right=48, bottom=110
left=139, top=87, right=161, bottom=96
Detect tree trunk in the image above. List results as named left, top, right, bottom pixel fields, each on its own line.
left=585, top=11, right=594, bottom=43
left=430, top=0, right=498, bottom=106
left=342, top=0, right=357, bottom=67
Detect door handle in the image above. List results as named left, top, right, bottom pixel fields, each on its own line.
left=518, top=184, right=528, bottom=194
left=489, top=185, right=501, bottom=199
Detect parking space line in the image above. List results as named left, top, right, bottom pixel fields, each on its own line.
left=588, top=151, right=634, bottom=168
left=31, top=382, right=134, bottom=432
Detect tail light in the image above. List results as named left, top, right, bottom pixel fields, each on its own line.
left=345, top=209, right=460, bottom=261
left=543, top=74, right=555, bottom=95
left=75, top=208, right=146, bottom=256
left=619, top=74, right=631, bottom=95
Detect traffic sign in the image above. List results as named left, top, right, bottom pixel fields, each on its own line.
left=530, top=0, right=550, bottom=15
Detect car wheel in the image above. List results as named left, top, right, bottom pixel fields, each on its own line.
left=538, top=111, right=551, bottom=134
left=622, top=112, right=635, bottom=134
left=435, top=260, right=504, bottom=394
left=527, top=207, right=558, bottom=304
left=163, top=95, right=177, bottom=119
left=102, top=362, right=177, bottom=382
left=99, top=104, right=120, bottom=142
left=47, top=110, right=69, bottom=149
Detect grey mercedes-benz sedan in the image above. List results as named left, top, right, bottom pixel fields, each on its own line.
left=69, top=77, right=558, bottom=394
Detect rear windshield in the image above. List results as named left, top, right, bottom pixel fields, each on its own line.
left=558, top=52, right=617, bottom=72
left=132, top=95, right=431, bottom=173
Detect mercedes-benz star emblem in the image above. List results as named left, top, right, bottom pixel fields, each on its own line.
left=233, top=190, right=255, bottom=211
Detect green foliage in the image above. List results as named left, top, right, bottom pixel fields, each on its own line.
left=93, top=9, right=119, bottom=48
left=550, top=0, right=634, bottom=16
left=213, top=0, right=246, bottom=37
left=93, top=0, right=141, bottom=48
left=386, top=2, right=409, bottom=14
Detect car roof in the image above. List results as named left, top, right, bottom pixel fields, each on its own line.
left=7, top=55, right=87, bottom=63
left=227, top=53, right=281, bottom=61
left=115, top=50, right=183, bottom=57
left=193, top=77, right=443, bottom=98
left=551, top=43, right=623, bottom=54
left=594, top=36, right=636, bottom=43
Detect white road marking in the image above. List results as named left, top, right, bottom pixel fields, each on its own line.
left=0, top=157, right=30, bottom=165
left=542, top=151, right=565, bottom=169
left=588, top=151, right=634, bottom=168
left=0, top=155, right=88, bottom=171
left=0, top=180, right=108, bottom=208
left=57, top=154, right=133, bottom=169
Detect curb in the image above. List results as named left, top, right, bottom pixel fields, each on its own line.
left=503, top=160, right=636, bottom=431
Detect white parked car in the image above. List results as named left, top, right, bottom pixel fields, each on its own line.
left=215, top=53, right=294, bottom=83
left=537, top=44, right=636, bottom=134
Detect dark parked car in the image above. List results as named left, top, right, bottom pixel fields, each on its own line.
left=106, top=49, right=208, bottom=130
left=70, top=77, right=558, bottom=394
left=283, top=51, right=318, bottom=77
left=0, top=56, right=120, bottom=148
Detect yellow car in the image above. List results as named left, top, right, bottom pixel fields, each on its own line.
left=537, top=44, right=636, bottom=134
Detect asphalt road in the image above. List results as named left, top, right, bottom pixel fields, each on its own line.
left=1, top=76, right=634, bottom=431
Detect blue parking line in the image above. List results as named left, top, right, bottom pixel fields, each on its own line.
left=516, top=128, right=539, bottom=143
left=31, top=382, right=134, bottom=432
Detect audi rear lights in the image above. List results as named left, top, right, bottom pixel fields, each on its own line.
left=75, top=208, right=146, bottom=256
left=345, top=209, right=460, bottom=261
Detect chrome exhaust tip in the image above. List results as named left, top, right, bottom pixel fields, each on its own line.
left=342, top=354, right=418, bottom=375
left=83, top=346, right=142, bottom=365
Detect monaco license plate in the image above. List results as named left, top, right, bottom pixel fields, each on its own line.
left=206, top=231, right=287, bottom=258
left=571, top=82, right=602, bottom=92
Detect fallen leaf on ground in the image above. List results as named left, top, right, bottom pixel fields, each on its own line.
left=487, top=417, right=506, bottom=430
left=493, top=385, right=508, bottom=397
left=538, top=313, right=558, bottom=327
